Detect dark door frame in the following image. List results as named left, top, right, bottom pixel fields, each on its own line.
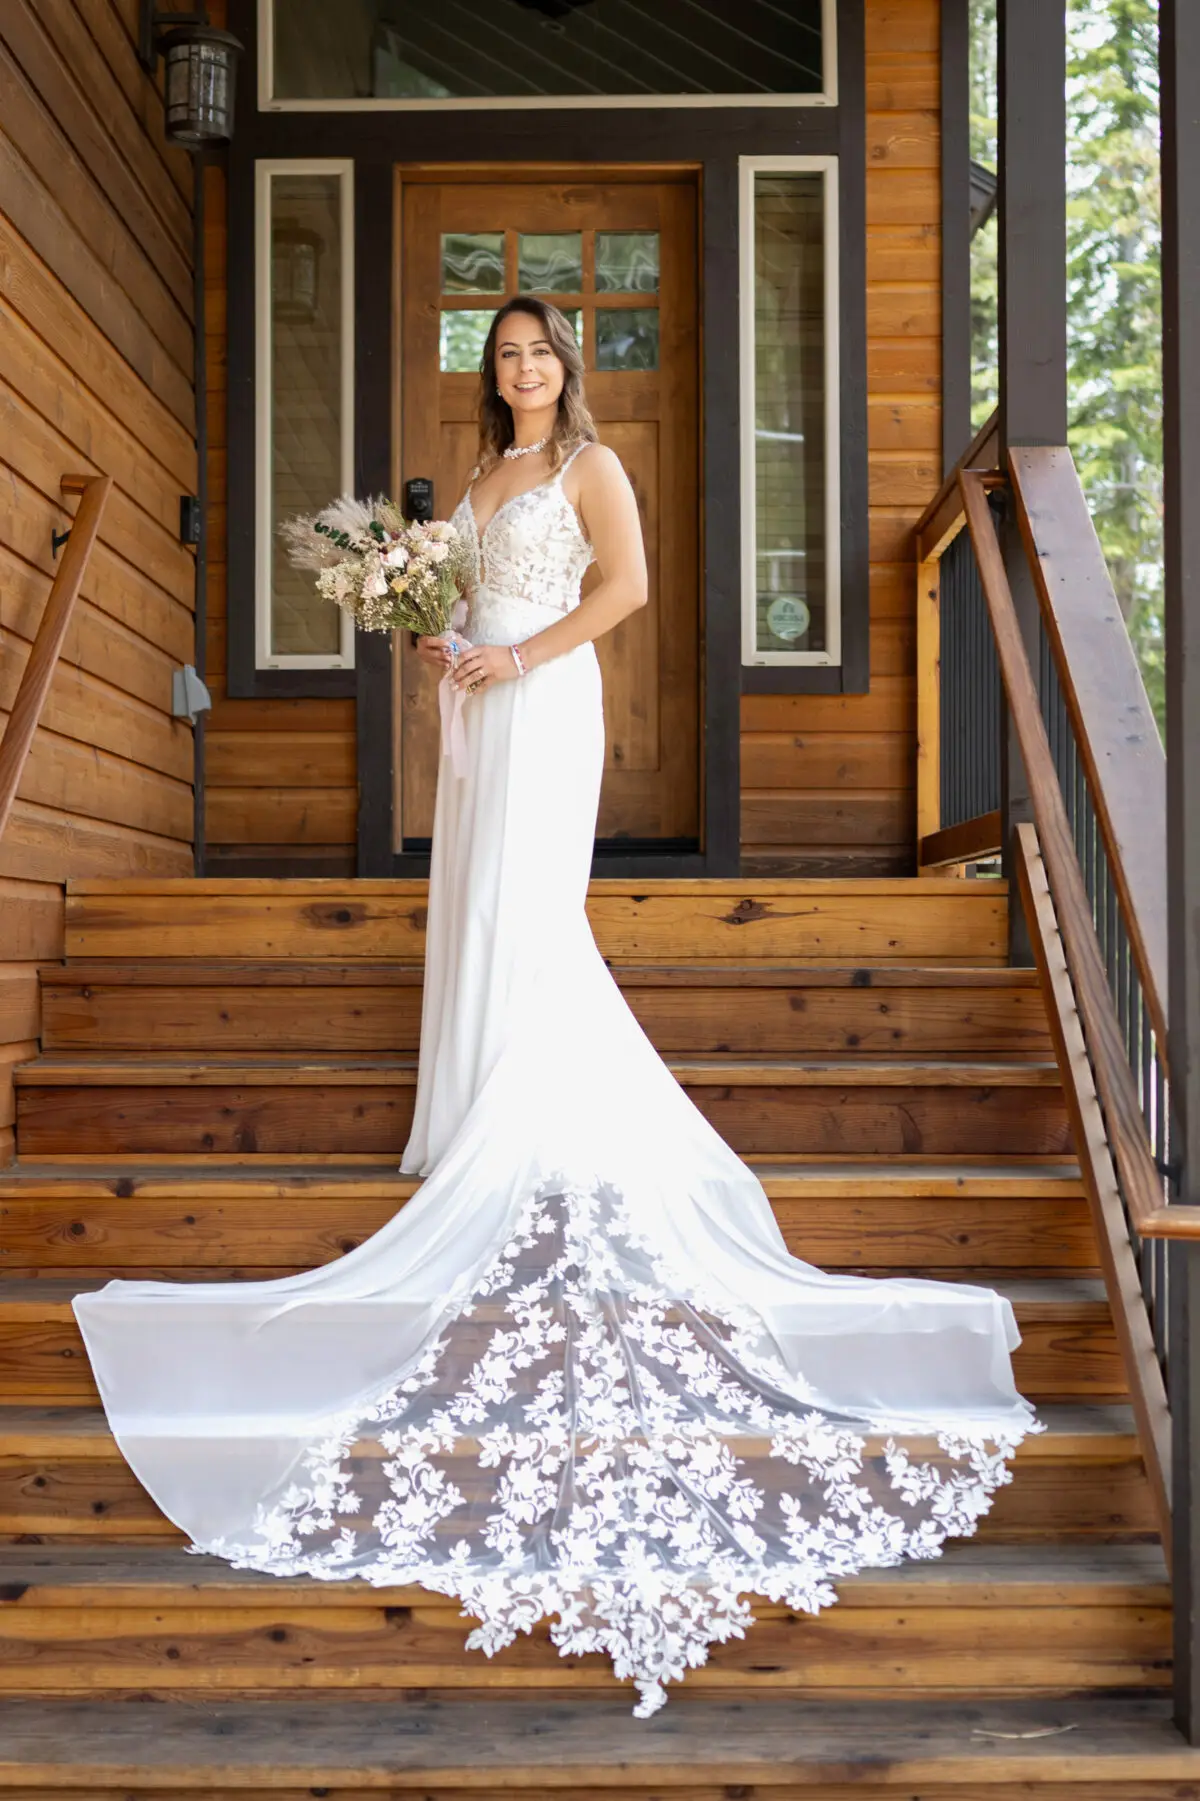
left=223, top=0, right=866, bottom=877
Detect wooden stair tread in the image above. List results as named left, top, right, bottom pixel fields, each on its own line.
left=0, top=1402, right=1140, bottom=1461
left=0, top=1539, right=1169, bottom=1606
left=0, top=1695, right=1194, bottom=1788
left=15, top=1055, right=1062, bottom=1087
left=66, top=877, right=1010, bottom=895
left=0, top=1275, right=1110, bottom=1314
left=0, top=1159, right=1086, bottom=1197
left=40, top=959, right=1044, bottom=988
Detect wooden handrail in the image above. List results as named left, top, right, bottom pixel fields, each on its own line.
left=1008, top=446, right=1168, bottom=1053
left=915, top=407, right=1000, bottom=562
left=1014, top=822, right=1173, bottom=1549
left=0, top=473, right=111, bottom=845
left=960, top=469, right=1200, bottom=1243
left=919, top=809, right=1001, bottom=871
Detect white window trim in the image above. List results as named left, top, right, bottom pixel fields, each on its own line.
left=739, top=153, right=841, bottom=669
left=255, top=158, right=356, bottom=672
left=258, top=0, right=836, bottom=110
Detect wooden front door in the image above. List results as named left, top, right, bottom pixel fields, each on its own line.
left=395, top=171, right=700, bottom=853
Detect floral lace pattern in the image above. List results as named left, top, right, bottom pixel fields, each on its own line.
left=452, top=446, right=595, bottom=641
left=196, top=1174, right=1035, bottom=1718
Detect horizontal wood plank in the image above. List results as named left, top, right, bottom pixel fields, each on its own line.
left=0, top=803, right=193, bottom=884
left=61, top=882, right=1008, bottom=963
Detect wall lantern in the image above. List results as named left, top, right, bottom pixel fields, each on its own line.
left=138, top=6, right=243, bottom=148
left=272, top=223, right=323, bottom=324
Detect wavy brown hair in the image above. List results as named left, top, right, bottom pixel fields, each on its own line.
left=475, top=296, right=598, bottom=474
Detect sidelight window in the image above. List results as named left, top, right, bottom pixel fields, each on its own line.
left=740, top=156, right=840, bottom=668
left=255, top=160, right=355, bottom=670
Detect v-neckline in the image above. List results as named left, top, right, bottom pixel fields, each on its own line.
left=467, top=474, right=559, bottom=543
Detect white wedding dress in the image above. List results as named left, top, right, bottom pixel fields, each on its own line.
left=75, top=446, right=1038, bottom=1716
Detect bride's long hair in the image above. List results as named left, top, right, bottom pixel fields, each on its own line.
left=476, top=296, right=598, bottom=475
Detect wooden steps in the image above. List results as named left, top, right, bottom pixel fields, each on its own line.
left=62, top=877, right=1010, bottom=965
left=40, top=959, right=1052, bottom=1056
left=0, top=1160, right=1096, bottom=1279
left=0, top=873, right=1173, bottom=1791
left=0, top=1404, right=1155, bottom=1542
left=0, top=1542, right=1170, bottom=1700
left=0, top=1695, right=1197, bottom=1795
left=13, top=1055, right=1070, bottom=1159
left=0, top=1276, right=1123, bottom=1406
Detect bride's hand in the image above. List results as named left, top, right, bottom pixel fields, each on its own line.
left=452, top=644, right=521, bottom=694
left=414, top=633, right=455, bottom=671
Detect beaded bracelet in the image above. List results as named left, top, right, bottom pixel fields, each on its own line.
left=510, top=644, right=528, bottom=677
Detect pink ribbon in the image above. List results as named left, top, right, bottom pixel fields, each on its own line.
left=438, top=634, right=473, bottom=777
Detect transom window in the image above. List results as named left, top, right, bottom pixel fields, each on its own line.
left=264, top=0, right=831, bottom=108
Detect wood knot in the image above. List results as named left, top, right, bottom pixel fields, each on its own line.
left=721, top=898, right=770, bottom=926
left=302, top=902, right=367, bottom=930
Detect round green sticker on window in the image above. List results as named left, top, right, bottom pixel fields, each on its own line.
left=765, top=594, right=811, bottom=643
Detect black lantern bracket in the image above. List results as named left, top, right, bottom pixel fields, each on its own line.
left=137, top=3, right=243, bottom=149
left=139, top=5, right=209, bottom=72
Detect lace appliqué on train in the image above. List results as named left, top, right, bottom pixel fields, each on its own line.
left=194, top=1175, right=1034, bottom=1718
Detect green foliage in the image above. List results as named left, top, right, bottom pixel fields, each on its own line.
left=968, top=0, right=1164, bottom=733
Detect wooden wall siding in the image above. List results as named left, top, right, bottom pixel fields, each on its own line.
left=741, top=0, right=938, bottom=876
left=0, top=0, right=198, bottom=1155
left=204, top=0, right=939, bottom=873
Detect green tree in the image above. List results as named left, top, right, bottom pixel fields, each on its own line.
left=968, top=0, right=1164, bottom=730
left=1066, top=0, right=1163, bottom=726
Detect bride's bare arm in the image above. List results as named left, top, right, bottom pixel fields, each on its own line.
left=451, top=446, right=647, bottom=689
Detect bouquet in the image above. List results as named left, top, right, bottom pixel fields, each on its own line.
left=279, top=495, right=472, bottom=638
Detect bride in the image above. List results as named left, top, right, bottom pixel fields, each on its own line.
left=74, top=296, right=1037, bottom=1718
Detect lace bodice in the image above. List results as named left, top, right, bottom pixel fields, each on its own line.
left=451, top=443, right=595, bottom=645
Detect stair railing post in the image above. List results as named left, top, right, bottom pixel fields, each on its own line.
left=1161, top=0, right=1200, bottom=1744
left=996, top=0, right=1068, bottom=965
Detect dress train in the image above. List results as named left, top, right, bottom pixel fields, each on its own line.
left=75, top=452, right=1037, bottom=1715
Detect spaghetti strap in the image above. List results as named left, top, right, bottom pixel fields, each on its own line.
left=556, top=440, right=594, bottom=481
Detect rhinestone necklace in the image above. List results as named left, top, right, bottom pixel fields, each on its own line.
left=503, top=435, right=549, bottom=461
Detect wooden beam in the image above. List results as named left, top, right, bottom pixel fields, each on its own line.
left=920, top=809, right=1001, bottom=871
left=1014, top=822, right=1172, bottom=1551
left=1161, top=0, right=1200, bottom=1743
left=1009, top=445, right=1168, bottom=1051
left=914, top=556, right=941, bottom=862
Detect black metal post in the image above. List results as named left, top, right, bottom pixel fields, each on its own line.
left=1161, top=0, right=1200, bottom=1744
left=192, top=154, right=207, bottom=877
left=354, top=160, right=396, bottom=877
left=940, top=0, right=972, bottom=476
left=996, top=0, right=1067, bottom=963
